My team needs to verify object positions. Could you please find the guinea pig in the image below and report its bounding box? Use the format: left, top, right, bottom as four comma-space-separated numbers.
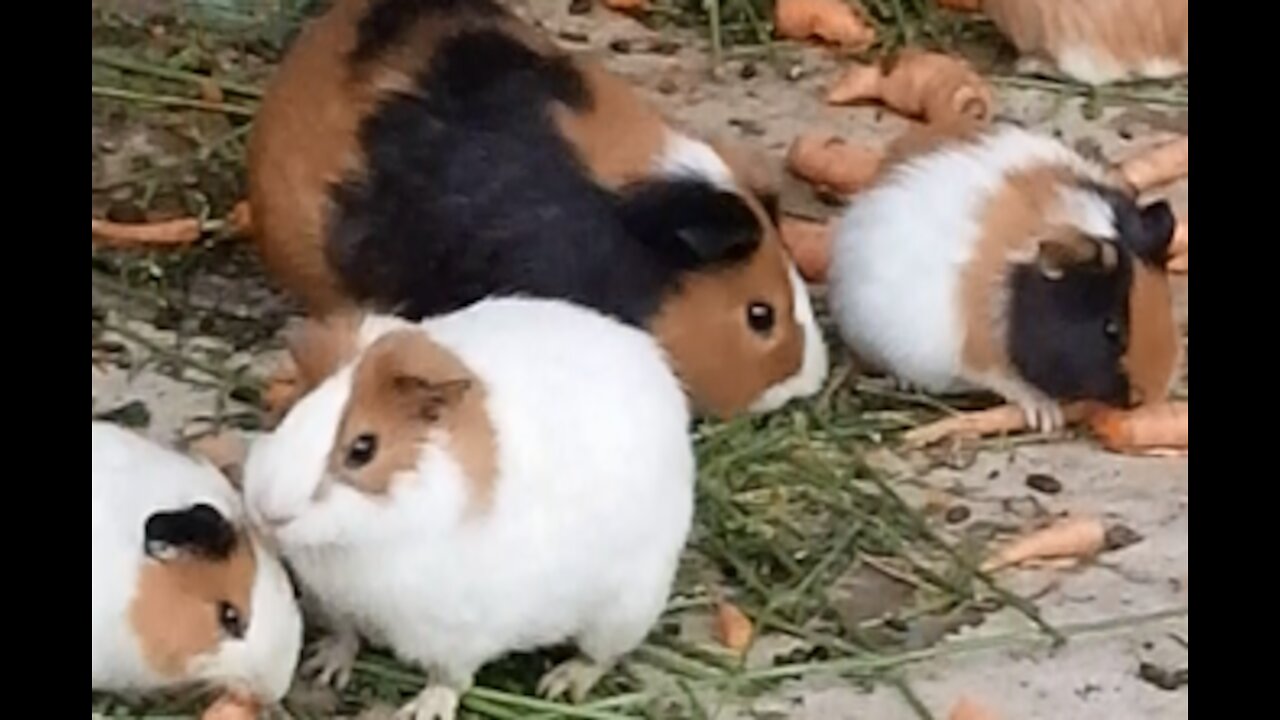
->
246, 0, 827, 419
92, 422, 303, 708
242, 297, 695, 720
981, 0, 1187, 85
828, 124, 1181, 431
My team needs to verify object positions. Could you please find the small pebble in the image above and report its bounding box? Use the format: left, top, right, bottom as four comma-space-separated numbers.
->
739, 61, 758, 80
1025, 473, 1062, 495
1138, 662, 1188, 691
557, 30, 590, 44
944, 505, 972, 524
657, 77, 679, 95
568, 0, 592, 15
609, 38, 632, 54
786, 64, 805, 81
1104, 524, 1144, 551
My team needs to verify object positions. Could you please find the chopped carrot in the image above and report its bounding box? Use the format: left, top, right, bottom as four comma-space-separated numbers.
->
1117, 136, 1189, 192
786, 132, 884, 195
981, 516, 1107, 573
774, 0, 877, 51
1087, 401, 1188, 454
779, 217, 833, 283
92, 217, 202, 247
200, 693, 259, 720
603, 0, 648, 11
713, 600, 754, 655
827, 50, 994, 125
902, 402, 1096, 448
949, 696, 1001, 720
937, 0, 983, 11
228, 200, 254, 237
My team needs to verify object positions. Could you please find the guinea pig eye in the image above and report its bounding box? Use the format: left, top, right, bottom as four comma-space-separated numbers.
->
1103, 319, 1121, 341
746, 302, 775, 335
217, 601, 244, 639
345, 433, 378, 469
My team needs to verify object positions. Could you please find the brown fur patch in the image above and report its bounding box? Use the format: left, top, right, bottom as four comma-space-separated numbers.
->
650, 226, 803, 418
552, 56, 668, 188
329, 329, 497, 509
1124, 262, 1179, 404
959, 165, 1084, 375
130, 534, 256, 678
984, 0, 1187, 77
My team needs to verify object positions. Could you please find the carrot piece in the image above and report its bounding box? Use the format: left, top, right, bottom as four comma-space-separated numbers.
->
827, 50, 994, 125
779, 217, 833, 283
949, 696, 1001, 720
937, 0, 983, 11
786, 132, 884, 195
201, 693, 259, 720
1087, 401, 1188, 454
91, 217, 202, 247
228, 200, 254, 237
713, 600, 754, 655
774, 0, 877, 51
902, 402, 1096, 448
603, 0, 647, 11
981, 516, 1107, 572
1117, 136, 1189, 192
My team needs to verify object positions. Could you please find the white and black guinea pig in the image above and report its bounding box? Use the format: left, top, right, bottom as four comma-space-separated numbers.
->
243, 297, 695, 720
247, 0, 827, 419
828, 124, 1181, 430
982, 0, 1187, 85
92, 422, 302, 707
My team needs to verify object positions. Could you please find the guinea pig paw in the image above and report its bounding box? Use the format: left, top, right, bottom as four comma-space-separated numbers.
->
395, 686, 459, 720
1019, 398, 1065, 434
536, 657, 608, 704
300, 631, 360, 690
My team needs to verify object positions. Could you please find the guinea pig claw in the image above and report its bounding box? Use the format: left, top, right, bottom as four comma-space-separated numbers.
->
395, 686, 459, 720
536, 657, 609, 704
300, 632, 360, 690
1020, 398, 1065, 434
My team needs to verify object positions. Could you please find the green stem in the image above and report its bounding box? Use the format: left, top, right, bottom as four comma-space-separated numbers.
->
92, 50, 265, 98
92, 85, 257, 117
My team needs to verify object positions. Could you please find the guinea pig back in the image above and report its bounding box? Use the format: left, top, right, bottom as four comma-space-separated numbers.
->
248, 0, 827, 418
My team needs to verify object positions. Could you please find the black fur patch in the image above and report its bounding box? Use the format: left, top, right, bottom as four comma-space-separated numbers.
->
350, 0, 505, 65
144, 503, 237, 561
1007, 249, 1133, 405
327, 29, 765, 326
1082, 182, 1176, 267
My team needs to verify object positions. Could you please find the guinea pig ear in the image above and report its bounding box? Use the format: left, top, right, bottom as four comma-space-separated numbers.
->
1034, 233, 1117, 280
1130, 199, 1177, 265
143, 503, 237, 562
391, 375, 472, 422
618, 178, 762, 265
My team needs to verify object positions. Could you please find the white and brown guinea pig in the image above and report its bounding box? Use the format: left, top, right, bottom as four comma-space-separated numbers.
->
828, 124, 1180, 430
982, 0, 1187, 85
92, 422, 302, 707
243, 297, 695, 720
247, 0, 827, 419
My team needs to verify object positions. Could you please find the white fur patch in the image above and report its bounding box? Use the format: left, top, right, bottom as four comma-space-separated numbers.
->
1053, 186, 1117, 239
655, 132, 735, 190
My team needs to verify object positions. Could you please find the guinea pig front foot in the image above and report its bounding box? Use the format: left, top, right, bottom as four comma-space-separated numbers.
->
395, 686, 460, 720
300, 628, 361, 690
1015, 394, 1065, 433
536, 657, 611, 704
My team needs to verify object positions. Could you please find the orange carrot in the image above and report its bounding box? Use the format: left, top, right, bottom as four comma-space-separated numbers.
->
981, 516, 1107, 572
786, 132, 884, 195
902, 402, 1096, 448
91, 217, 202, 247
713, 600, 754, 655
228, 200, 254, 238
949, 696, 1001, 720
827, 50, 994, 125
1087, 401, 1188, 454
603, 0, 648, 11
779, 217, 833, 283
200, 693, 259, 720
774, 0, 877, 51
937, 0, 983, 11
1118, 136, 1189, 192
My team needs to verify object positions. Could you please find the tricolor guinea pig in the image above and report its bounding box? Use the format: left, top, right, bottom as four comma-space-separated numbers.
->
828, 125, 1181, 430
247, 0, 827, 419
243, 297, 694, 720
92, 422, 302, 708
982, 0, 1187, 85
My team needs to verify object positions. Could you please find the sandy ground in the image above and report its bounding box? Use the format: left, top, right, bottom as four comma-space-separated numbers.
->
92, 3, 1188, 718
